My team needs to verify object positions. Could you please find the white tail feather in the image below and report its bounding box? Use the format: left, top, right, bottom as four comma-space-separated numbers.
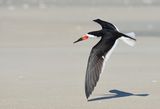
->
120, 32, 136, 47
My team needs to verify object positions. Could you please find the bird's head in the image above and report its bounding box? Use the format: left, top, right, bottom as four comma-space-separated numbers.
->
73, 33, 96, 43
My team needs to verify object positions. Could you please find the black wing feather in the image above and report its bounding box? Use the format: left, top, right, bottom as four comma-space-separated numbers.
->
93, 19, 118, 31
85, 37, 116, 99
85, 48, 104, 98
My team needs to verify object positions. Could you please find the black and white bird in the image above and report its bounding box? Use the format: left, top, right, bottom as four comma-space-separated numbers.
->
74, 19, 136, 99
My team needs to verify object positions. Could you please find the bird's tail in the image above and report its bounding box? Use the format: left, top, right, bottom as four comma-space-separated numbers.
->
120, 32, 136, 47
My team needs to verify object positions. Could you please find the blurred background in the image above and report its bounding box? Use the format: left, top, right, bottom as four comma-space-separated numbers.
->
0, 0, 160, 109
0, 0, 160, 47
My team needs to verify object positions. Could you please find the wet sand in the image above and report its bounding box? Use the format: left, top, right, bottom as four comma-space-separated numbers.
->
0, 7, 160, 109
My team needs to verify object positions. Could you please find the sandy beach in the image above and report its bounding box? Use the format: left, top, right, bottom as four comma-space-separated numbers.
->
0, 6, 160, 109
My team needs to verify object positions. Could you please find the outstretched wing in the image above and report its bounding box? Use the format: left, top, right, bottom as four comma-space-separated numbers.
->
85, 39, 118, 99
93, 19, 119, 31
85, 48, 105, 99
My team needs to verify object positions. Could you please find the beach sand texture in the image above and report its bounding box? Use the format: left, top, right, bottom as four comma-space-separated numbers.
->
0, 6, 160, 109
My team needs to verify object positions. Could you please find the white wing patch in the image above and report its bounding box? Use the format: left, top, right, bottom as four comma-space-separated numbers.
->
120, 32, 136, 47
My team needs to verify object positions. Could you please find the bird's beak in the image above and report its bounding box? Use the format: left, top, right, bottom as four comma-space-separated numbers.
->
73, 35, 89, 43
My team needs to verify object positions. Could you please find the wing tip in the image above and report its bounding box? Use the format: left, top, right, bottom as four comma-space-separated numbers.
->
86, 95, 89, 99
120, 32, 137, 47
85, 88, 90, 99
93, 18, 101, 22
85, 85, 93, 99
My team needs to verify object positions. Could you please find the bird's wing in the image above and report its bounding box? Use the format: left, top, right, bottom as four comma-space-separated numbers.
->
93, 19, 119, 31
85, 40, 118, 98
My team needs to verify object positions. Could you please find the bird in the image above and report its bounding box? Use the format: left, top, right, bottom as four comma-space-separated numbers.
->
74, 19, 136, 99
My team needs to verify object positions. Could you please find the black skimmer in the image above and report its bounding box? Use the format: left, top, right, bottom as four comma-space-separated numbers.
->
74, 19, 136, 99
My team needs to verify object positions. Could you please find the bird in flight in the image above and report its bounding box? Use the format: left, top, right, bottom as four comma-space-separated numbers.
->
74, 19, 136, 99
